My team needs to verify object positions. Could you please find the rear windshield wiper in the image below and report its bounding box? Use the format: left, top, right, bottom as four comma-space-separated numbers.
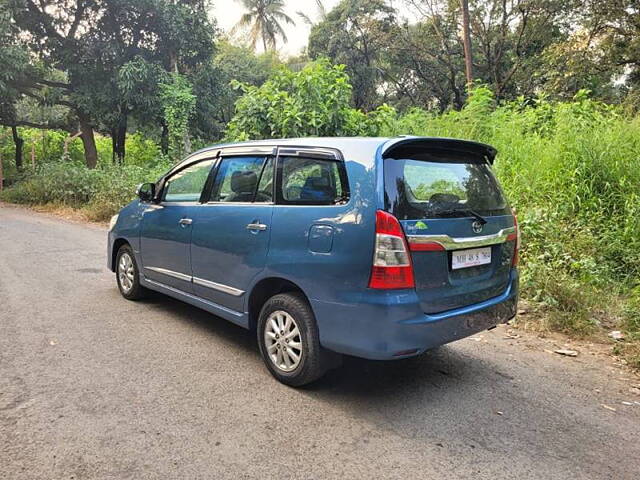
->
432, 208, 487, 224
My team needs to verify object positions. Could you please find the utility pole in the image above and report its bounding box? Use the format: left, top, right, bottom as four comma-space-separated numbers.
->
461, 0, 474, 86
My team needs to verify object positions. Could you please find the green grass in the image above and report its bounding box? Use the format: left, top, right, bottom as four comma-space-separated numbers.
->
375, 87, 640, 346
0, 160, 171, 221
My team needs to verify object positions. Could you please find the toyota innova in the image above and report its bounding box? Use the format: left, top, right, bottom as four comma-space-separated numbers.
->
108, 137, 519, 386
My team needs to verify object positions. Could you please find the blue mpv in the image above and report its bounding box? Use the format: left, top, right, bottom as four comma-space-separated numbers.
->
108, 137, 519, 386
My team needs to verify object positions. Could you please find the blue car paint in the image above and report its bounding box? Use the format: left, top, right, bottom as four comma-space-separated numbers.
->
191, 203, 274, 313
404, 215, 515, 313
139, 202, 198, 292
108, 137, 518, 360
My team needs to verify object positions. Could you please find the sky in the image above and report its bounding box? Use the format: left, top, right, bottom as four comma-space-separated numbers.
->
210, 0, 339, 56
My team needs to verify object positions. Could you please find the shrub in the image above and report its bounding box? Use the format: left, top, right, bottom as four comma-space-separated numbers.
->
225, 59, 363, 140
1, 160, 171, 221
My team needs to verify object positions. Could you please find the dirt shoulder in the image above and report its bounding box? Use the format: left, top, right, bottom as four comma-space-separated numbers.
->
0, 201, 109, 228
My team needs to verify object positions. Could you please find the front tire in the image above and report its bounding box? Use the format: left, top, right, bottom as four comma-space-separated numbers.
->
115, 244, 146, 300
257, 293, 329, 386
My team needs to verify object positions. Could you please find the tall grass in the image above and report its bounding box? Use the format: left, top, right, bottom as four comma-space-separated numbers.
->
1, 160, 171, 221
377, 87, 640, 336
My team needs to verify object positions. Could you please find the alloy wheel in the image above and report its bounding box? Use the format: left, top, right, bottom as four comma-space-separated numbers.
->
264, 310, 303, 372
118, 252, 135, 293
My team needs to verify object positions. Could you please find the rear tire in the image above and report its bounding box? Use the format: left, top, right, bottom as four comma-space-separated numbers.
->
115, 244, 146, 300
257, 293, 331, 386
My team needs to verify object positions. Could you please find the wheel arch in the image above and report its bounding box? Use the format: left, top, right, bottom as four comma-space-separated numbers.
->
110, 238, 131, 272
246, 277, 311, 332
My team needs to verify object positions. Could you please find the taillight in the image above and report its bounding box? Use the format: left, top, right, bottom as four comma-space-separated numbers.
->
508, 208, 520, 266
368, 210, 415, 289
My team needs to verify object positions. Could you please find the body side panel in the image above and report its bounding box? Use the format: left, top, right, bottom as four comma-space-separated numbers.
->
191, 203, 274, 312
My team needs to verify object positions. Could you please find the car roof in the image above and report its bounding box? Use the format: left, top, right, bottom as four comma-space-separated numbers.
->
181, 136, 497, 169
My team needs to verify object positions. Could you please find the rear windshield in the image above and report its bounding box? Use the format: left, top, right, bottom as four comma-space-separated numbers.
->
384, 151, 509, 220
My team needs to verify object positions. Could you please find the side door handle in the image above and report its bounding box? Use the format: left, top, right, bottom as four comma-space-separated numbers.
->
179, 218, 193, 226
246, 223, 267, 231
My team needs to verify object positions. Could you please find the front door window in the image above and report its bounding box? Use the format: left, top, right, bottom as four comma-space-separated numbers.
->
163, 160, 215, 203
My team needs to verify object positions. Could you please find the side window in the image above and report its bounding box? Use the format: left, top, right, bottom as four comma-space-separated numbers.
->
209, 156, 269, 203
278, 156, 348, 205
162, 159, 215, 202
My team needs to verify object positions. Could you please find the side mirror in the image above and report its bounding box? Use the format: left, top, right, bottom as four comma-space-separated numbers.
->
136, 182, 156, 202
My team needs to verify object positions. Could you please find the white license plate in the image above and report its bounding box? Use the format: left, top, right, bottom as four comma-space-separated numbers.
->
451, 247, 492, 270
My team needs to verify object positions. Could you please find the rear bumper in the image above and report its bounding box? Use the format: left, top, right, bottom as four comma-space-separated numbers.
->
311, 269, 519, 360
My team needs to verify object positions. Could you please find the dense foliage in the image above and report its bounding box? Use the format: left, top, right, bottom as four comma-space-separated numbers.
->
226, 60, 362, 139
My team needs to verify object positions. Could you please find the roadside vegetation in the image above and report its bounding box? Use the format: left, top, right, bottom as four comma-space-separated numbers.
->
1, 0, 639, 367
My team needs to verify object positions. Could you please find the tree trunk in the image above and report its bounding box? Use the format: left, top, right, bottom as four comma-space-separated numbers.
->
78, 115, 98, 169
11, 125, 23, 171
115, 113, 127, 164
169, 51, 179, 74
160, 121, 169, 156
461, 0, 474, 86
452, 82, 464, 110
111, 128, 117, 164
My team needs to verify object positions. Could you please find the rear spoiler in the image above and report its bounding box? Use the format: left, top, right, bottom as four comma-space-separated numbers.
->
382, 137, 498, 164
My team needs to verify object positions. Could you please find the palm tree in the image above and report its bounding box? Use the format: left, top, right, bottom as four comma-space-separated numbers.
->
296, 0, 327, 26
232, 0, 295, 52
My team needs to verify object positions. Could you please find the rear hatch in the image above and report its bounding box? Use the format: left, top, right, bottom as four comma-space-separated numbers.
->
383, 139, 516, 314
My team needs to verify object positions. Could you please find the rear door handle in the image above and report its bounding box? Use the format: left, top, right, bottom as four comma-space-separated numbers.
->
179, 218, 193, 226
246, 223, 267, 231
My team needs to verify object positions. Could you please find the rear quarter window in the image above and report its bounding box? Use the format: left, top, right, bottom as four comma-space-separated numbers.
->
277, 156, 349, 205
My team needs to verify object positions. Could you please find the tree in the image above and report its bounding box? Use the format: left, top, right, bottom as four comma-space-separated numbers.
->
0, 4, 65, 170
232, 0, 295, 52
470, 0, 573, 99
539, 0, 640, 101
226, 59, 366, 140
160, 73, 196, 159
191, 41, 280, 140
6, 0, 216, 166
387, 8, 467, 110
296, 0, 327, 26
389, 0, 575, 109
308, 0, 397, 111
0, 17, 26, 170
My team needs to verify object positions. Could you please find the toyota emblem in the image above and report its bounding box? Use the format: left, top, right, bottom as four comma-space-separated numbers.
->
472, 221, 484, 234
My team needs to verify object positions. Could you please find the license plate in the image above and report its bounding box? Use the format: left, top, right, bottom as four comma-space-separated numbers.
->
451, 247, 492, 270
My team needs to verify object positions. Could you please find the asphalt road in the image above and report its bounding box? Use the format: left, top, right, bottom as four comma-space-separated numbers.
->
1, 204, 639, 480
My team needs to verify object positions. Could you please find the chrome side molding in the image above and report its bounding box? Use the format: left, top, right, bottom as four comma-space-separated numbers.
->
143, 278, 244, 318
144, 266, 192, 282
192, 277, 245, 297
144, 267, 245, 296
407, 226, 516, 251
